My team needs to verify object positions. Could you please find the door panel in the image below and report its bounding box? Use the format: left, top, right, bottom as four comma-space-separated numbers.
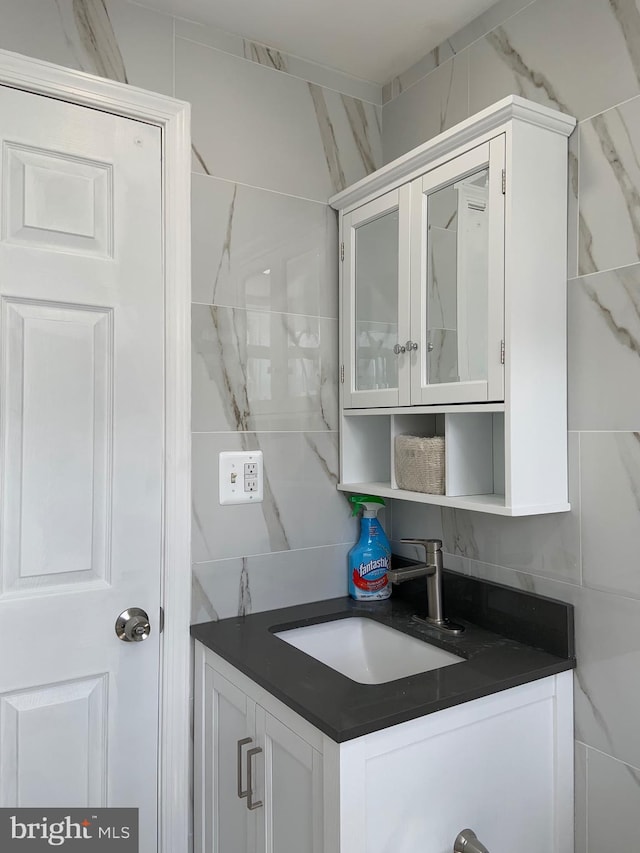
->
0, 84, 163, 851
3, 143, 112, 257
2, 299, 111, 591
0, 675, 108, 807
258, 708, 322, 853
207, 668, 255, 853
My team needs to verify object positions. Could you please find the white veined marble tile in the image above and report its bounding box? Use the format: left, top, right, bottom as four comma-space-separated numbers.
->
586, 748, 640, 852
568, 266, 640, 431
567, 127, 580, 281
175, 18, 381, 105
382, 54, 469, 163
176, 38, 381, 201
381, 0, 535, 106
390, 433, 581, 583
191, 543, 350, 623
192, 432, 356, 563
191, 174, 338, 316
191, 304, 338, 432
0, 0, 174, 97
468, 0, 640, 123
579, 97, 640, 275
446, 560, 640, 773
447, 0, 537, 56
574, 741, 587, 853
580, 432, 640, 600
572, 585, 640, 773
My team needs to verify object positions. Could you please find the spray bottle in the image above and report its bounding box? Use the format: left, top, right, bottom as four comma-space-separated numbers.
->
347, 495, 391, 601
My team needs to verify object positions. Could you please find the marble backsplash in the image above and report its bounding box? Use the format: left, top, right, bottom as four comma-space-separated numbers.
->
0, 0, 382, 625
382, 0, 640, 848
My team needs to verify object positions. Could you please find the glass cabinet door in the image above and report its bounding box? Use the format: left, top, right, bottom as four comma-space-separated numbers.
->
410, 136, 505, 405
342, 186, 410, 407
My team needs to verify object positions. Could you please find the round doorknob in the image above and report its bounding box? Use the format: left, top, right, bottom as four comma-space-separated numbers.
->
115, 607, 151, 642
453, 829, 490, 853
405, 340, 418, 352
393, 343, 406, 355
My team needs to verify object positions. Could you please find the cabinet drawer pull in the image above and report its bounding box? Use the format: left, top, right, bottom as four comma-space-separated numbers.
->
236, 737, 252, 799
246, 746, 263, 810
453, 828, 490, 853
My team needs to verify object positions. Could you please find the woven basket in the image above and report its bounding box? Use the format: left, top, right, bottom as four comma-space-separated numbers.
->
394, 434, 445, 495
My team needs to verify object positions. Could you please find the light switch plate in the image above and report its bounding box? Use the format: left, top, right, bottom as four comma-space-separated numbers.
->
219, 451, 264, 505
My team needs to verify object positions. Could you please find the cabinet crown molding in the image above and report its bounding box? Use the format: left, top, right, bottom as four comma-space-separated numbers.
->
329, 95, 576, 212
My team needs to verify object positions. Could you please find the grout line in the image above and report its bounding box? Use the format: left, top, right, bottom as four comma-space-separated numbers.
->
469, 551, 640, 607
581, 743, 640, 775
579, 89, 640, 125
448, 556, 583, 590
381, 0, 539, 107
585, 743, 589, 853
570, 122, 580, 279
129, 0, 382, 104
172, 16, 176, 99
467, 41, 471, 117
191, 430, 339, 435
190, 170, 333, 206
174, 34, 383, 106
191, 541, 355, 565
578, 432, 583, 587
191, 302, 338, 322
568, 257, 640, 283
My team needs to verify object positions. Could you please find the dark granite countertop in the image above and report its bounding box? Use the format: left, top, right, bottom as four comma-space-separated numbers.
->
191, 569, 575, 743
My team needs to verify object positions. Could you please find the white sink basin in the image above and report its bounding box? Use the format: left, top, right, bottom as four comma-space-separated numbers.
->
274, 617, 464, 684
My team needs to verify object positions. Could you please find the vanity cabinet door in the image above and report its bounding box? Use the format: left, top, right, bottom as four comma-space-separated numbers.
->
342, 185, 411, 408
256, 706, 323, 853
194, 657, 258, 853
409, 136, 506, 405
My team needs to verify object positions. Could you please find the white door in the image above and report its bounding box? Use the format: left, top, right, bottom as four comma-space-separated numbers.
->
0, 84, 163, 849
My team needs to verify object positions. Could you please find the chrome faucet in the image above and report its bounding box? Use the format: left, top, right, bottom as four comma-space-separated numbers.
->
387, 538, 464, 635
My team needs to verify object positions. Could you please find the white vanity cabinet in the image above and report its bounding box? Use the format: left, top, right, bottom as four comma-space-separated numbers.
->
194, 641, 574, 853
194, 648, 323, 853
332, 96, 576, 515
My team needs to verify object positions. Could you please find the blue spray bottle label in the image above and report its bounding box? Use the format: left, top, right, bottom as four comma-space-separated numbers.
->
348, 496, 391, 601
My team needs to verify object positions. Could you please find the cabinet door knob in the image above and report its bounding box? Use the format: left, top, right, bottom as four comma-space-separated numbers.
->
405, 340, 418, 352
393, 343, 406, 355
453, 828, 490, 853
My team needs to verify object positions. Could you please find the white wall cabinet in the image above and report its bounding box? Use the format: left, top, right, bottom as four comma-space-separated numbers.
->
194, 641, 574, 853
332, 96, 576, 515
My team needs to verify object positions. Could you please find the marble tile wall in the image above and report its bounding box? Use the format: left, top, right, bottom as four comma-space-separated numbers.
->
0, 0, 381, 622
383, 0, 640, 848
180, 18, 382, 621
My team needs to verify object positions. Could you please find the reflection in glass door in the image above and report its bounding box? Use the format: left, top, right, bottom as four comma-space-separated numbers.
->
354, 208, 399, 392
426, 166, 489, 386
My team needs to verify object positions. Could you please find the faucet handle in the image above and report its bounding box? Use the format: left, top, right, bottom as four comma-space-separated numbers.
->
401, 538, 442, 554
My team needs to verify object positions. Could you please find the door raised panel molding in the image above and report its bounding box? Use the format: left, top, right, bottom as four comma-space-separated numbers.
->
0, 298, 113, 596
0, 674, 108, 807
2, 143, 113, 258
